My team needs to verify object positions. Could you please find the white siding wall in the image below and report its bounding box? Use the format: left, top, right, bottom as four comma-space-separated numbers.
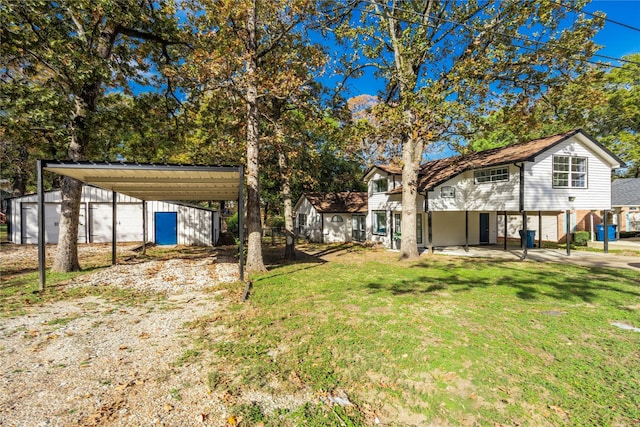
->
497, 213, 559, 242
525, 136, 613, 211
8, 186, 219, 246
294, 198, 322, 242
428, 167, 520, 212
323, 213, 350, 243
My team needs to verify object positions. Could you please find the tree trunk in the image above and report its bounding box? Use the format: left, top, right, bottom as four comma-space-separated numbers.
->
52, 96, 90, 272
278, 148, 296, 260
244, 0, 266, 273
399, 113, 423, 260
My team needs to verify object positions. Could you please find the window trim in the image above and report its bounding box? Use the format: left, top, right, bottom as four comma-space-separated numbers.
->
373, 210, 387, 235
474, 167, 509, 184
441, 186, 455, 198
372, 178, 389, 194
552, 155, 588, 189
330, 215, 343, 223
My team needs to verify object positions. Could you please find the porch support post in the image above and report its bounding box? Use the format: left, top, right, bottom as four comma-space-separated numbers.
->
321, 213, 324, 244
112, 191, 117, 265
37, 160, 45, 291
517, 162, 527, 259
503, 211, 507, 251
566, 210, 571, 256
464, 210, 469, 252
538, 211, 542, 249
615, 208, 621, 240
521, 210, 528, 260
142, 200, 147, 255
590, 210, 596, 242
425, 191, 433, 254
603, 209, 609, 254
238, 165, 245, 282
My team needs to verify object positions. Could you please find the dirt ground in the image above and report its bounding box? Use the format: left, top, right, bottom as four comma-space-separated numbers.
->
0, 244, 289, 427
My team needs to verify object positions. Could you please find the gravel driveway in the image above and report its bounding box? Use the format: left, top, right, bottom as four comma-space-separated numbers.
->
0, 246, 242, 426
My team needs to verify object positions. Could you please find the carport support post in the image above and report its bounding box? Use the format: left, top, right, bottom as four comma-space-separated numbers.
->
142, 200, 147, 255
603, 209, 609, 254
238, 165, 245, 282
37, 160, 45, 291
112, 191, 117, 265
427, 211, 433, 254
566, 210, 571, 256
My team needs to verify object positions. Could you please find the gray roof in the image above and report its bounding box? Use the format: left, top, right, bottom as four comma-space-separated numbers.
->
612, 178, 640, 207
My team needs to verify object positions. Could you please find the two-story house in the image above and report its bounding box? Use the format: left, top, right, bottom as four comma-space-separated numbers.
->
364, 129, 624, 250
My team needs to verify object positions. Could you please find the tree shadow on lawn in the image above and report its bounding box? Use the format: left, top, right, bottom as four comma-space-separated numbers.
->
367, 258, 640, 304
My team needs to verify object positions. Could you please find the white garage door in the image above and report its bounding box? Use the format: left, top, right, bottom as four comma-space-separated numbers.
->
21, 203, 86, 244
90, 203, 143, 242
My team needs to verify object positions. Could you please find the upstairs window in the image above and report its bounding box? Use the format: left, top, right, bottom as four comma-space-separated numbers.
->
441, 186, 455, 198
372, 178, 388, 193
474, 167, 509, 184
553, 156, 587, 188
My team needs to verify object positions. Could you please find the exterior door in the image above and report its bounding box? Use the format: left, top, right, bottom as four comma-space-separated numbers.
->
479, 212, 490, 244
352, 215, 366, 242
155, 212, 178, 245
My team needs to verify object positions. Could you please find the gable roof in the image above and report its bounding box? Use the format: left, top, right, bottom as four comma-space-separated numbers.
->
299, 192, 368, 213
612, 178, 640, 206
385, 129, 624, 194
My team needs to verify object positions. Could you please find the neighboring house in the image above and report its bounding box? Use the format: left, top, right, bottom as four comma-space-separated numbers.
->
7, 185, 220, 246
612, 178, 640, 233
364, 129, 624, 249
293, 192, 368, 243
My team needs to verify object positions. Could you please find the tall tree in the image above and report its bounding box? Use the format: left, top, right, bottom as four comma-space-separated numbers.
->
327, 0, 604, 259
2, 0, 184, 271
186, 0, 322, 272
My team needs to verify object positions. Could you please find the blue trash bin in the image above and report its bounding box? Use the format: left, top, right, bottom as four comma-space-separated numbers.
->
519, 230, 536, 248
596, 224, 617, 241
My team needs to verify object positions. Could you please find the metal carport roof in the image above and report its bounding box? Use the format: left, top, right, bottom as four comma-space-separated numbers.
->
37, 160, 245, 289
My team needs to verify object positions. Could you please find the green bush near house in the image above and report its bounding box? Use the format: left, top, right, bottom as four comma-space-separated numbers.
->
573, 230, 590, 246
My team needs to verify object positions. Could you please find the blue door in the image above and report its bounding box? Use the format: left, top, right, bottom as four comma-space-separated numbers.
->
155, 212, 177, 245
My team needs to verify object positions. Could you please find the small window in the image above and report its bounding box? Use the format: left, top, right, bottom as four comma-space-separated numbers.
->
372, 178, 388, 193
331, 215, 343, 223
553, 156, 587, 188
373, 210, 387, 235
297, 213, 307, 234
441, 186, 455, 198
474, 167, 509, 184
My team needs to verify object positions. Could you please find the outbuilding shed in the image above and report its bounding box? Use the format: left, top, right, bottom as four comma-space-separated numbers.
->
8, 185, 220, 246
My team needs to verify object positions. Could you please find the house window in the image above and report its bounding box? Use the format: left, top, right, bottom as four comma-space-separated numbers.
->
474, 167, 509, 184
553, 156, 587, 188
372, 178, 388, 193
441, 186, 455, 198
373, 210, 387, 235
393, 213, 422, 244
331, 215, 343, 223
297, 213, 307, 234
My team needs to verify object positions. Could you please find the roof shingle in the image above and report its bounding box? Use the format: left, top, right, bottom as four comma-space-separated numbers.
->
612, 178, 640, 206
302, 192, 368, 213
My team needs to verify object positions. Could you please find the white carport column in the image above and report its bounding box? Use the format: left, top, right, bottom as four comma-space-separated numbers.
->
590, 210, 596, 242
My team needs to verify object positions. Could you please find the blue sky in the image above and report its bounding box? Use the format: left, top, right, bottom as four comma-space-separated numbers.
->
336, 0, 640, 98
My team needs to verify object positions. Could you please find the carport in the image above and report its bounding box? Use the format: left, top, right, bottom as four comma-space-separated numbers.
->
37, 160, 244, 290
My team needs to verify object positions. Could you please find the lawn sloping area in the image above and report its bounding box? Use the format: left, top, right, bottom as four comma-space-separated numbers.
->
209, 246, 640, 426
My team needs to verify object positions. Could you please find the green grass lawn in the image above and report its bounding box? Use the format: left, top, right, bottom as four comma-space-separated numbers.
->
203, 245, 640, 426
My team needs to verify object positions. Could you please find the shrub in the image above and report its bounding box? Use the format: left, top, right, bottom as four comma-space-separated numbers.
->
226, 212, 238, 233
573, 231, 590, 246
266, 216, 285, 228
